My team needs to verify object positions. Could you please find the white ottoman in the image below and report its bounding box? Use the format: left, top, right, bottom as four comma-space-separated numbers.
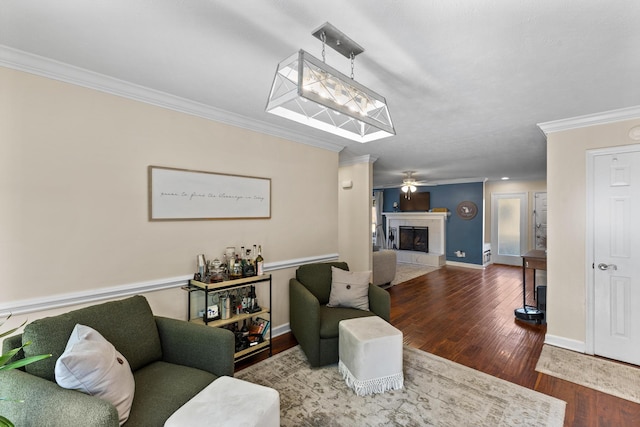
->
164, 376, 279, 427
338, 316, 404, 396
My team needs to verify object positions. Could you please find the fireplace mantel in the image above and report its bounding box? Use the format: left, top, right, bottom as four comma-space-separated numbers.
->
383, 212, 448, 267
384, 212, 449, 222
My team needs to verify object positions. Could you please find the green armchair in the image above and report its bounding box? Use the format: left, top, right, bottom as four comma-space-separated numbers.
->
289, 262, 391, 367
0, 295, 235, 427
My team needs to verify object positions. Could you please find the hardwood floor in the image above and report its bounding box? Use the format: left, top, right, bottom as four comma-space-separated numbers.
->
236, 264, 640, 426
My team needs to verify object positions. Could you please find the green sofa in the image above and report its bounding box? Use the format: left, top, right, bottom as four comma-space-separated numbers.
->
0, 295, 235, 426
289, 262, 391, 367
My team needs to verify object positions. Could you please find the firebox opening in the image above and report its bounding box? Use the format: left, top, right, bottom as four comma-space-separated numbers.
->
399, 226, 429, 253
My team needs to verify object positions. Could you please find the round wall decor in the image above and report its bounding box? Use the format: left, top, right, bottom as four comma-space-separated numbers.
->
456, 201, 478, 220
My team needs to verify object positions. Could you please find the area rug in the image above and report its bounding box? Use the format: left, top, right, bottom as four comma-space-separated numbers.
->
390, 262, 438, 286
236, 345, 566, 426
536, 344, 640, 404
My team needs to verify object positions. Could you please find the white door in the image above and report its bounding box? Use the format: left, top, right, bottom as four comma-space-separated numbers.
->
591, 148, 640, 364
491, 193, 527, 266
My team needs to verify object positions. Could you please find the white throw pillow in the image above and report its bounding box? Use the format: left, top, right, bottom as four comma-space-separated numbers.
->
327, 266, 371, 311
55, 324, 135, 425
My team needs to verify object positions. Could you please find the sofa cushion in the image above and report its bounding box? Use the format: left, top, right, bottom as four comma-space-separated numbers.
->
54, 324, 135, 425
327, 266, 371, 311
125, 361, 217, 427
296, 262, 349, 305
23, 295, 162, 381
318, 306, 376, 339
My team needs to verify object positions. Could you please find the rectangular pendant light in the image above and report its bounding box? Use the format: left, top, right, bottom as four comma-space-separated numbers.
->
266, 50, 395, 143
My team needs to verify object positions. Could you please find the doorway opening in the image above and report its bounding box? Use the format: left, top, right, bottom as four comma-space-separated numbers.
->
491, 192, 527, 266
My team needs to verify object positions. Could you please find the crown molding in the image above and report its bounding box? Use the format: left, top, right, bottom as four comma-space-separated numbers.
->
537, 105, 640, 135
373, 176, 486, 190
339, 155, 378, 167
0, 45, 345, 153
428, 177, 487, 186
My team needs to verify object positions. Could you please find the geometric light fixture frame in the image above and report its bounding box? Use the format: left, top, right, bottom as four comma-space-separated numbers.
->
266, 46, 395, 143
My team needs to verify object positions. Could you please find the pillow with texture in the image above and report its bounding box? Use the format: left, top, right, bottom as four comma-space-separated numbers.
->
55, 324, 135, 425
327, 266, 371, 311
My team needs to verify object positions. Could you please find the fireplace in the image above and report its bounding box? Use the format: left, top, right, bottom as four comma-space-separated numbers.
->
399, 226, 429, 253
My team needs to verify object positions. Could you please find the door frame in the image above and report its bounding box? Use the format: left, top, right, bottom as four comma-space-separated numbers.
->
585, 143, 640, 355
490, 192, 528, 266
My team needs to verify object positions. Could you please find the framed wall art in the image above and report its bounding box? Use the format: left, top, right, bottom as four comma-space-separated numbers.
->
456, 201, 478, 220
148, 166, 271, 220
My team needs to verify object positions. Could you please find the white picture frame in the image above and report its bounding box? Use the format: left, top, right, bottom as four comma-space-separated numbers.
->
148, 166, 271, 220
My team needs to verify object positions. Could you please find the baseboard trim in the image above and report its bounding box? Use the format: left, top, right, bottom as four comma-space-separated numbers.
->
271, 322, 291, 338
445, 260, 485, 269
0, 253, 339, 316
544, 334, 586, 353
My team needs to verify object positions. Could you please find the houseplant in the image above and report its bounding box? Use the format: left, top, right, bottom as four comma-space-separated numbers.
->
0, 314, 52, 427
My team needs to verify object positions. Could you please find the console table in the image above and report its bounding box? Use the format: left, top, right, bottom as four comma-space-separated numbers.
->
522, 249, 546, 297
515, 250, 546, 323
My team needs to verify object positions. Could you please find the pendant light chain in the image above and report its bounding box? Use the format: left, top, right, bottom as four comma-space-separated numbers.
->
350, 52, 355, 80
320, 30, 356, 79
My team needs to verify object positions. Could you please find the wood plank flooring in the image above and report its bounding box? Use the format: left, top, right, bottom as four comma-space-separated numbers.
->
236, 264, 640, 426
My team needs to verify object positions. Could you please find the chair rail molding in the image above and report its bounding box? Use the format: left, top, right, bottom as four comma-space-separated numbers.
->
0, 253, 339, 316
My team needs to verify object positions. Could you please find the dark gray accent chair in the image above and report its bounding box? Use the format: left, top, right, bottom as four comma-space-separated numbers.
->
289, 262, 391, 367
0, 295, 235, 426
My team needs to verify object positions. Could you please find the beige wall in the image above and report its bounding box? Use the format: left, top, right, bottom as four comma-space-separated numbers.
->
338, 159, 374, 272
484, 180, 547, 250
546, 116, 640, 347
0, 67, 339, 330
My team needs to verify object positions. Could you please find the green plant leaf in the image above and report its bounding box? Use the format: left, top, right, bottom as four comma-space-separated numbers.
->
0, 314, 48, 427
0, 354, 51, 371
0, 347, 22, 367
0, 316, 26, 340
0, 415, 15, 427
0, 341, 35, 368
0, 313, 10, 329
0, 397, 24, 403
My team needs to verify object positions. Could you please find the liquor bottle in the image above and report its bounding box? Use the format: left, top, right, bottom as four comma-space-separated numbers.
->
225, 247, 236, 271
243, 246, 255, 276
239, 246, 246, 276
243, 259, 255, 277
248, 285, 258, 312
255, 245, 264, 276
241, 319, 249, 337
230, 255, 242, 279
241, 288, 248, 311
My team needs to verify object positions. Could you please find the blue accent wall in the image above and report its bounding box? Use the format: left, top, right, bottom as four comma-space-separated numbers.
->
380, 182, 484, 265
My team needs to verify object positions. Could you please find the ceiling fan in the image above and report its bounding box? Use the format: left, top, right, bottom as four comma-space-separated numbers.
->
400, 171, 432, 199
374, 171, 436, 193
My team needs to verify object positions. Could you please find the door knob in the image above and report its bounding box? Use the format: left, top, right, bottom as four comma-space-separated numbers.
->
598, 263, 618, 271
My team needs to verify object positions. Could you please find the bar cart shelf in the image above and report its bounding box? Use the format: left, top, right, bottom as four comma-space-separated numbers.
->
182, 274, 272, 363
